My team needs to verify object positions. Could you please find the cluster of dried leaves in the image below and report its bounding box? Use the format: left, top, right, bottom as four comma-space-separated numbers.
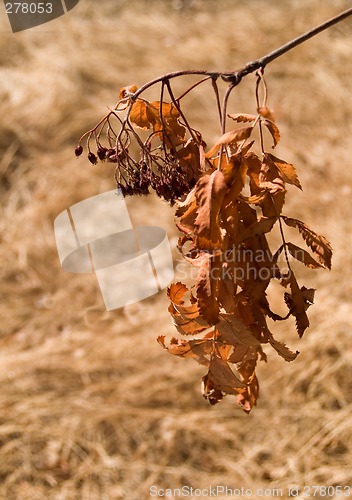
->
77, 72, 332, 413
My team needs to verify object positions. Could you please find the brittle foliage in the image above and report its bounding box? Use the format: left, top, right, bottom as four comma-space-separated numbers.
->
78, 71, 332, 413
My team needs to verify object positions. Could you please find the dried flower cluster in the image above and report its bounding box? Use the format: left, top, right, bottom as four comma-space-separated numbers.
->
76, 84, 206, 203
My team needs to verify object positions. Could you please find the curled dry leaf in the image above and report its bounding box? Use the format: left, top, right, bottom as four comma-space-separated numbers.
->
116, 84, 138, 110
244, 152, 262, 196
207, 355, 246, 393
260, 155, 286, 194
267, 332, 300, 361
265, 153, 302, 190
286, 242, 322, 269
258, 106, 276, 122
236, 374, 259, 414
175, 189, 198, 236
194, 170, 227, 250
194, 252, 220, 325
130, 100, 186, 147
167, 282, 209, 335
262, 119, 280, 148
237, 216, 277, 244
157, 336, 212, 365
216, 314, 261, 346
129, 101, 150, 130
119, 84, 138, 100
282, 216, 333, 269
285, 273, 310, 338
205, 127, 252, 158
228, 113, 257, 123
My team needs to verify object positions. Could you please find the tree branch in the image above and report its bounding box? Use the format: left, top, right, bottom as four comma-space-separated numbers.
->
222, 6, 352, 83
130, 7, 352, 100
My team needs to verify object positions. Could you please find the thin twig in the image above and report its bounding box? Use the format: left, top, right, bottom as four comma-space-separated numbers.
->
222, 7, 352, 84
211, 78, 222, 132
221, 83, 235, 134
255, 73, 265, 155
129, 8, 352, 98
278, 216, 292, 274
216, 82, 236, 165
165, 80, 199, 145
176, 76, 212, 101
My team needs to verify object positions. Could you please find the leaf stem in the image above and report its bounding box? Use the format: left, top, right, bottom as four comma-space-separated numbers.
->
211, 78, 223, 132
165, 79, 199, 145
176, 76, 212, 101
278, 216, 292, 274
255, 72, 266, 155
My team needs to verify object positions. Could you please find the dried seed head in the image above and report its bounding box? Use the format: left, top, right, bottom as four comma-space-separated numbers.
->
97, 147, 108, 160
88, 152, 98, 165
75, 144, 83, 157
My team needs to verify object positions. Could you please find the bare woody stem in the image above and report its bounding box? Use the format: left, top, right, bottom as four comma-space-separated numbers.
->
222, 6, 352, 84
129, 7, 352, 100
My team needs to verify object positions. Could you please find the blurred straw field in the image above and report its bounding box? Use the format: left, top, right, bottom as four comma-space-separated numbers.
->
1, 0, 352, 498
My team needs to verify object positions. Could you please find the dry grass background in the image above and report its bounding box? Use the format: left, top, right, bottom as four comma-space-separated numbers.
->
1, 0, 352, 498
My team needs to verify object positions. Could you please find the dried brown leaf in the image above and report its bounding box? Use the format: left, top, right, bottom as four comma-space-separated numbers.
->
261, 191, 286, 218
144, 101, 178, 126
263, 119, 280, 148
287, 273, 310, 337
176, 189, 198, 235
194, 170, 227, 250
286, 242, 322, 269
218, 152, 242, 186
260, 156, 286, 194
167, 282, 209, 335
265, 153, 302, 190
208, 355, 246, 393
282, 217, 333, 269
177, 140, 202, 176
218, 265, 237, 313
195, 252, 220, 324
148, 101, 186, 147
228, 113, 257, 123
228, 344, 251, 364
258, 106, 275, 122
240, 193, 267, 205
266, 331, 299, 361
168, 282, 189, 306
217, 343, 234, 361
157, 336, 212, 365
119, 84, 138, 100
301, 287, 316, 307
217, 314, 261, 346
130, 101, 151, 130
237, 216, 277, 243
205, 127, 252, 158
236, 374, 259, 414
224, 154, 248, 200
244, 152, 262, 196
202, 374, 223, 405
